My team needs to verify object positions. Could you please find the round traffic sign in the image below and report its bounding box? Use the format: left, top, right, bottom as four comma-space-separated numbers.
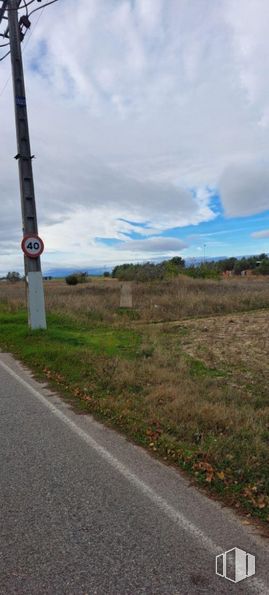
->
21, 235, 44, 258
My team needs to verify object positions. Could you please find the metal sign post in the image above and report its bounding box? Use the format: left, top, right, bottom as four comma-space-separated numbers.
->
8, 0, 47, 329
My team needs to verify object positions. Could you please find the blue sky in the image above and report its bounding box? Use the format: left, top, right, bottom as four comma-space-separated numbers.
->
96, 194, 269, 262
1, 0, 269, 274
96, 209, 269, 261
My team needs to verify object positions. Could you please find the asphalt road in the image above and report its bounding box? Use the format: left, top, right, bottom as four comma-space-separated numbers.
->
0, 352, 268, 595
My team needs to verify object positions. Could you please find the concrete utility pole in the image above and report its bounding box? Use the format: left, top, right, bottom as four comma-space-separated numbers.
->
8, 0, 46, 329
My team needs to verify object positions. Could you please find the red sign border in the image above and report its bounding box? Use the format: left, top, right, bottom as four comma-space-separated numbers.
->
21, 234, 44, 258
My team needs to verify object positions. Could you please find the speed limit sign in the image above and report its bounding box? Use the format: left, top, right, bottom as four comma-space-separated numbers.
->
21, 235, 44, 258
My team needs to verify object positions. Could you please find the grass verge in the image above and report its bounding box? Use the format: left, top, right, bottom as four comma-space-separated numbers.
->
0, 307, 268, 525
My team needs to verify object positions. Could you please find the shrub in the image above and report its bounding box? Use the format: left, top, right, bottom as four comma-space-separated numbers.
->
112, 257, 185, 282
76, 272, 88, 283
6, 271, 21, 282
65, 274, 78, 286
184, 266, 220, 280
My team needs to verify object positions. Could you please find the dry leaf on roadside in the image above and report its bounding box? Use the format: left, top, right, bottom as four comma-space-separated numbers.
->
193, 461, 214, 482
256, 495, 267, 510
193, 461, 213, 473
205, 471, 214, 483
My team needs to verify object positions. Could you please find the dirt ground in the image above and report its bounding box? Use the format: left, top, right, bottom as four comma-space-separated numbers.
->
179, 310, 268, 366
169, 310, 269, 397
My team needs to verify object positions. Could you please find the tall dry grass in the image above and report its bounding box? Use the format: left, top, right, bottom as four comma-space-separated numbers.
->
1, 275, 269, 323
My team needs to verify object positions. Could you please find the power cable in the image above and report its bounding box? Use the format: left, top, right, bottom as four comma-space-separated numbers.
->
1, 1, 38, 11
22, 4, 43, 50
0, 48, 9, 59
0, 0, 60, 13
29, 0, 59, 17
0, 4, 44, 97
0, 0, 59, 63
0, 73, 10, 95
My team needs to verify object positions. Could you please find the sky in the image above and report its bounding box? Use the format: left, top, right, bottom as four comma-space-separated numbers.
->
1, 0, 269, 275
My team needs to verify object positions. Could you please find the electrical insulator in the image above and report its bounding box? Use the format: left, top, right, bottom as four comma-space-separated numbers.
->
19, 15, 31, 29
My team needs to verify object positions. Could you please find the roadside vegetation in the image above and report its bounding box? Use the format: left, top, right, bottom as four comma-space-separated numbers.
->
0, 274, 268, 523
112, 253, 269, 280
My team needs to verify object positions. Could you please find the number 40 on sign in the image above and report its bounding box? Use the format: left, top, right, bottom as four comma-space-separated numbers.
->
21, 235, 44, 258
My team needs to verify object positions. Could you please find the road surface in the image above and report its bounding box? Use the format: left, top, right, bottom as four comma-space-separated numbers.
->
0, 352, 268, 594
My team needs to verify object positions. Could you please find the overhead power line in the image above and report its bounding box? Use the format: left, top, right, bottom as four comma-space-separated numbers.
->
0, 0, 60, 62
0, 48, 9, 59
0, 4, 44, 97
28, 0, 59, 17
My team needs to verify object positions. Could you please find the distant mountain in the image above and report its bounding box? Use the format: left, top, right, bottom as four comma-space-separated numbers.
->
185, 254, 268, 266
44, 267, 109, 278
184, 256, 229, 266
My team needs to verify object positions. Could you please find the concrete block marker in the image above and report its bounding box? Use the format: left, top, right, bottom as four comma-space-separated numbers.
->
120, 282, 133, 308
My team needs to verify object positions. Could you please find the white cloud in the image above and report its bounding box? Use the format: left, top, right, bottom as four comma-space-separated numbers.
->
251, 229, 269, 238
224, 0, 269, 118
1, 0, 269, 273
116, 237, 188, 252
219, 162, 269, 217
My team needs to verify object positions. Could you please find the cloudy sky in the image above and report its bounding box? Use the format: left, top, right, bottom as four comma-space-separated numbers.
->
1, 0, 269, 275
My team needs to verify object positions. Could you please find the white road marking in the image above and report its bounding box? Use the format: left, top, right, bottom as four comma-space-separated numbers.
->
0, 357, 267, 594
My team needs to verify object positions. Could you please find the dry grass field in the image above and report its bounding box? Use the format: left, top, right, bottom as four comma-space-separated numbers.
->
0, 275, 269, 522
1, 274, 269, 322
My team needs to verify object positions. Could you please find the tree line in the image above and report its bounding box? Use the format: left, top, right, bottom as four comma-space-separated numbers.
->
112, 253, 269, 281
3, 253, 269, 284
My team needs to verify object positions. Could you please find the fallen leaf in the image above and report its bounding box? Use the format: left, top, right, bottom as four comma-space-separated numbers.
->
193, 461, 213, 473
206, 472, 214, 483
256, 495, 267, 509
193, 461, 214, 482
